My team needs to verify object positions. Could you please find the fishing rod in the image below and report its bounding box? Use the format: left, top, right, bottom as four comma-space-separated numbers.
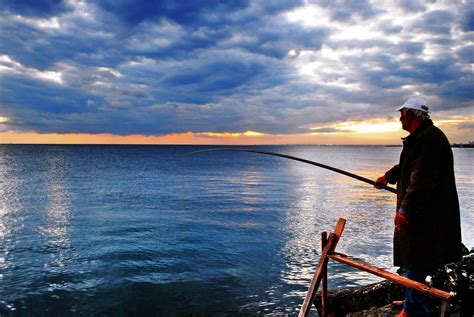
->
184, 148, 397, 194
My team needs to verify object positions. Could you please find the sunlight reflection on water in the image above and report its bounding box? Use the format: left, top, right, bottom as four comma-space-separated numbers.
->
40, 152, 72, 250
277, 152, 395, 292
0, 145, 472, 316
0, 150, 24, 279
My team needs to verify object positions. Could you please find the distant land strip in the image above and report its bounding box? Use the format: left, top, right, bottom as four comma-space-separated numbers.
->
451, 142, 474, 148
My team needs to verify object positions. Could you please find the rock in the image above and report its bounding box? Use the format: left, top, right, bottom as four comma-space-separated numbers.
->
313, 280, 404, 316
431, 251, 474, 316
312, 251, 473, 316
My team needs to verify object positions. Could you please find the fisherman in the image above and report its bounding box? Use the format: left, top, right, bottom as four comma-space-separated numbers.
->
374, 97, 463, 316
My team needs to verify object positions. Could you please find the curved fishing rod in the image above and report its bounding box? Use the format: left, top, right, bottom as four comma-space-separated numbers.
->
184, 148, 397, 194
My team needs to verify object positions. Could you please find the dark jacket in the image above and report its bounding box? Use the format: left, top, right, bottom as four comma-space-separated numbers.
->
385, 120, 462, 273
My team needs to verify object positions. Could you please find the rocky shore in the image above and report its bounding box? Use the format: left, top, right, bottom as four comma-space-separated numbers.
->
312, 251, 473, 316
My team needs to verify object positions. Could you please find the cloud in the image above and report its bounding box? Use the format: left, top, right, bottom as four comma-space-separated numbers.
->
0, 0, 472, 139
0, 55, 63, 83
310, 127, 352, 133
95, 0, 249, 26
410, 10, 455, 35
0, 0, 71, 17
457, 44, 474, 64
396, 0, 426, 13
458, 122, 474, 130
460, 6, 474, 32
313, 0, 382, 21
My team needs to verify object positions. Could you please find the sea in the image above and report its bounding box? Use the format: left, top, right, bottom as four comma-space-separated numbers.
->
0, 145, 472, 316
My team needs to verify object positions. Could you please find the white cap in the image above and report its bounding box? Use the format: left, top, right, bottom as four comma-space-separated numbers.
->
395, 97, 430, 113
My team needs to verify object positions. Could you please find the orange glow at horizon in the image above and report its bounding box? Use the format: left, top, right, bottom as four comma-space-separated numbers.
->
0, 130, 274, 145
0, 115, 472, 145
0, 130, 402, 145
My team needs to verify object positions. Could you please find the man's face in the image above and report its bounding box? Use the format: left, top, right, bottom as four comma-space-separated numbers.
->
399, 108, 413, 132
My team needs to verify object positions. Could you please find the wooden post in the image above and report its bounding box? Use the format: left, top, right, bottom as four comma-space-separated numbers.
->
321, 231, 328, 317
300, 218, 453, 317
299, 218, 346, 317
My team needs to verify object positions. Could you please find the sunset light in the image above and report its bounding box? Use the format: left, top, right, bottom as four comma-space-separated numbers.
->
0, 2, 472, 314
317, 120, 402, 134
0, 1, 472, 144
198, 131, 266, 138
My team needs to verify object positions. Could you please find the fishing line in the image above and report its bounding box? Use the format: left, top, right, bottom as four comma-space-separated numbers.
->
184, 148, 396, 194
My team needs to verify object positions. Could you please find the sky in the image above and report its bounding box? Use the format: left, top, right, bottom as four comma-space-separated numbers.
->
0, 0, 473, 145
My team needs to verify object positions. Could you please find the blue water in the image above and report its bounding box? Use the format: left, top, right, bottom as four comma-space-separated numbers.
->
0, 145, 472, 316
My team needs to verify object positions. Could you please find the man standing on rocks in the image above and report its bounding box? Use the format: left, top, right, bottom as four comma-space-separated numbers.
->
374, 97, 463, 316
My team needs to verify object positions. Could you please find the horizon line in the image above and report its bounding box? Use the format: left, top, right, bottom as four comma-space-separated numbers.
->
0, 142, 410, 147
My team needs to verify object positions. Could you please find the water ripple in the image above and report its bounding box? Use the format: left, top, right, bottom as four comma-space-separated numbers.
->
0, 145, 472, 315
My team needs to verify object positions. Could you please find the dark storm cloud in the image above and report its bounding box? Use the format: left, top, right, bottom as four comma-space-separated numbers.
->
0, 0, 472, 137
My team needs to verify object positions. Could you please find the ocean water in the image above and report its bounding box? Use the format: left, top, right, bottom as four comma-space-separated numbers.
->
0, 145, 472, 316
